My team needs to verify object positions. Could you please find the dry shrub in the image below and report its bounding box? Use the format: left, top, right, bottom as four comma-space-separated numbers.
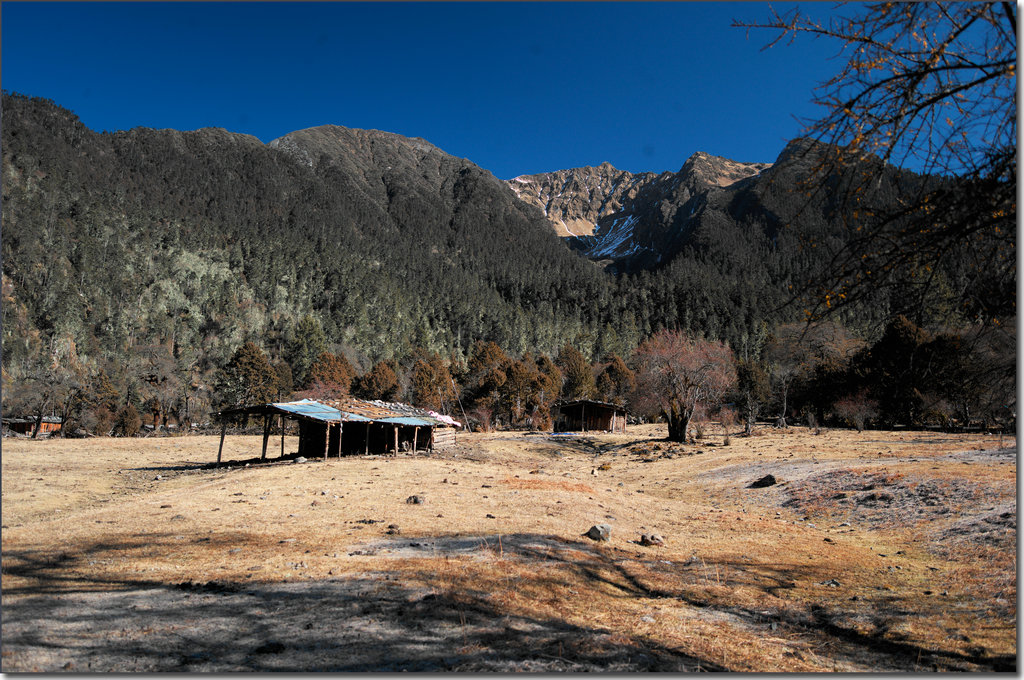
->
717, 406, 737, 433
471, 406, 494, 433
692, 405, 708, 440
832, 391, 879, 431
111, 404, 141, 437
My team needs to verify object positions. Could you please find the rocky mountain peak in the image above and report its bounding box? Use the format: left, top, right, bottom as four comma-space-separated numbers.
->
678, 151, 772, 188
506, 150, 771, 270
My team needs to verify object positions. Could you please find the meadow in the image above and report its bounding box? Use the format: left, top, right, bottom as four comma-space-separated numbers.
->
1, 424, 1015, 671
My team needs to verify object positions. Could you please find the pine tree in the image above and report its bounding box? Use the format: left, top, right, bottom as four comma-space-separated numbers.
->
355, 361, 400, 401
557, 343, 595, 401
214, 342, 278, 410
285, 315, 328, 387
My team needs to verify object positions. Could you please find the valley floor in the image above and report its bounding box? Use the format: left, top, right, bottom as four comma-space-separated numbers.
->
1, 425, 1016, 672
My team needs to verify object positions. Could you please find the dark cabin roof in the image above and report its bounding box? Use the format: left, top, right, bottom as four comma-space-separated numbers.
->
556, 399, 628, 413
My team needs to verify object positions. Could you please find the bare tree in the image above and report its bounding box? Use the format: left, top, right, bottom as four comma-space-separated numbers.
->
632, 330, 736, 442
736, 3, 1016, 327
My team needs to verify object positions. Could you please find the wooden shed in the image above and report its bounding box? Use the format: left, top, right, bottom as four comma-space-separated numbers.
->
2, 416, 61, 436
554, 400, 628, 433
214, 397, 461, 464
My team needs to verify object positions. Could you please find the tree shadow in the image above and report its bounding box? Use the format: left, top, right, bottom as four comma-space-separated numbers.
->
0, 535, 718, 672
494, 536, 1016, 672
2, 532, 1014, 672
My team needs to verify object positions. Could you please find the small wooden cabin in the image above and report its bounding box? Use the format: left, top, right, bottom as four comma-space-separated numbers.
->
2, 416, 61, 436
215, 397, 461, 463
554, 400, 627, 433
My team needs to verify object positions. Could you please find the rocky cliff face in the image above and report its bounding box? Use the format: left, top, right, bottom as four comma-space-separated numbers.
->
508, 152, 770, 271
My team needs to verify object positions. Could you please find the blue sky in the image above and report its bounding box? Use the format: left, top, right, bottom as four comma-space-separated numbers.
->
2, 2, 846, 179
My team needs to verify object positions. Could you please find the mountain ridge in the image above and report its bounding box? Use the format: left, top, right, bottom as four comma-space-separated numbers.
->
507, 152, 771, 271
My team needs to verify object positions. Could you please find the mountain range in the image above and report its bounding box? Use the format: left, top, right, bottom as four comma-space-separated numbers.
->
1, 91, 946, 387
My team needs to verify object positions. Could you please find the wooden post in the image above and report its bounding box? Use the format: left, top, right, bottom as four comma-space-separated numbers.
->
393, 425, 399, 456
582, 402, 587, 433
261, 415, 271, 461
280, 415, 285, 458
365, 423, 370, 456
324, 423, 330, 461
413, 427, 419, 452
338, 422, 343, 458
217, 421, 227, 465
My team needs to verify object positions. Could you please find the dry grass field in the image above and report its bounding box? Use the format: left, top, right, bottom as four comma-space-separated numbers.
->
1, 424, 1016, 672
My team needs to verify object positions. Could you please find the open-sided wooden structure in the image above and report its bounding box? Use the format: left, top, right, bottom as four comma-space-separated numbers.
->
554, 399, 628, 433
214, 397, 461, 464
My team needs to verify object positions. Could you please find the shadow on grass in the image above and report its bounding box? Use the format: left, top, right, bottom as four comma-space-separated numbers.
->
495, 536, 1016, 672
0, 535, 717, 672
2, 532, 1014, 672
380, 533, 1015, 672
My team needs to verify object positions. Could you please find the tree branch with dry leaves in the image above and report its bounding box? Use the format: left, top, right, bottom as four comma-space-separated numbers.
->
735, 2, 1015, 328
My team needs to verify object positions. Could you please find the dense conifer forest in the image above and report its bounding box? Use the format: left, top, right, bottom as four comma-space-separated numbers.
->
1, 92, 1014, 436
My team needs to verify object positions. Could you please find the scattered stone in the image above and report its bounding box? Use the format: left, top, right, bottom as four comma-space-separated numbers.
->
154, 475, 164, 481
171, 514, 187, 521
160, 504, 172, 508
748, 474, 777, 488
598, 463, 612, 471
819, 579, 842, 587
640, 533, 665, 547
640, 615, 655, 623
584, 524, 611, 541
253, 641, 286, 655
386, 524, 401, 535
485, 513, 496, 519
280, 538, 296, 543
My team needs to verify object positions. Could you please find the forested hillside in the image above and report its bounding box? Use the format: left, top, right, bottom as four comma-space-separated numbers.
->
2, 91, 1009, 433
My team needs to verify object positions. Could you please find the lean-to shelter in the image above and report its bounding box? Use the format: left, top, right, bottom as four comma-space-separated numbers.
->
215, 397, 461, 463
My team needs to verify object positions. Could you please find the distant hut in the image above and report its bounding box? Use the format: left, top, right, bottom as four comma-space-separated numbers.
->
554, 400, 628, 433
2, 416, 61, 436
214, 397, 461, 464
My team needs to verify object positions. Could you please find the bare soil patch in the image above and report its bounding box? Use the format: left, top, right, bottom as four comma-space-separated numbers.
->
2, 425, 1016, 671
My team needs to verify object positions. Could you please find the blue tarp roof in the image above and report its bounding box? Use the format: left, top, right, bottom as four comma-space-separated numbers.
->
270, 399, 343, 422
375, 416, 436, 427
267, 399, 434, 426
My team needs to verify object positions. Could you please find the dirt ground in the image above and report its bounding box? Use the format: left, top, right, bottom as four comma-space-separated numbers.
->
1, 424, 1016, 672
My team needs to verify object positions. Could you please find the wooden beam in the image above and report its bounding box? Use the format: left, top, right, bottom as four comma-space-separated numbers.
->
217, 421, 227, 465
280, 415, 286, 458
365, 423, 370, 456
413, 426, 419, 452
324, 423, 330, 461
393, 425, 399, 455
261, 415, 271, 461
338, 422, 344, 458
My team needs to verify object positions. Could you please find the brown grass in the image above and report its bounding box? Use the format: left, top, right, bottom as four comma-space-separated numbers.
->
1, 425, 1015, 671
